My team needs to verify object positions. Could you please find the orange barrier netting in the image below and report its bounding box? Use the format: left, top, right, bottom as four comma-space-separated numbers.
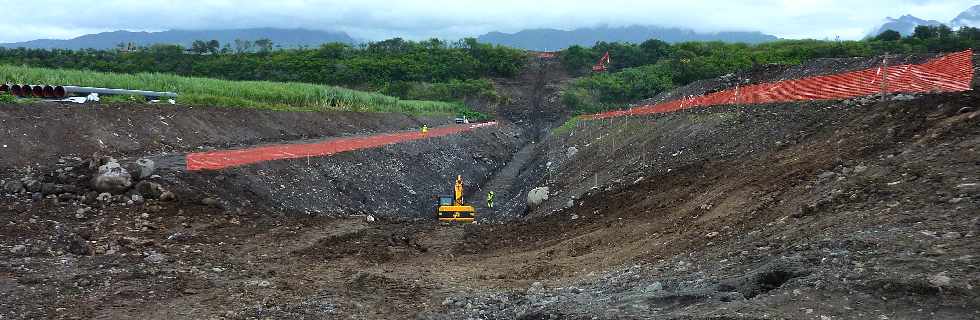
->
584, 50, 975, 120
186, 122, 498, 171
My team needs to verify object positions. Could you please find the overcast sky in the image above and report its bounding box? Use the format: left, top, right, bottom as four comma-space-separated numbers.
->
0, 0, 975, 43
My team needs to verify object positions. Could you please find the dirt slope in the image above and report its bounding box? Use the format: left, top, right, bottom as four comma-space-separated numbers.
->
0, 102, 450, 169
434, 91, 978, 319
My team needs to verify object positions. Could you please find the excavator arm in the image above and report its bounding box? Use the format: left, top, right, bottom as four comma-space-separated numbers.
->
454, 175, 464, 206
437, 175, 476, 223
592, 51, 611, 73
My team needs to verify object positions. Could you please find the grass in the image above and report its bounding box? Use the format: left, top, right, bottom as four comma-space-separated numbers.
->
0, 64, 479, 116
0, 92, 15, 103
551, 117, 581, 135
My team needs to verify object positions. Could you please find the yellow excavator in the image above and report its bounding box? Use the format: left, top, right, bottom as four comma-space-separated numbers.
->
437, 175, 476, 223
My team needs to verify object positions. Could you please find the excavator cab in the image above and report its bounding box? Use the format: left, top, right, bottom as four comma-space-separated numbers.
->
437, 175, 476, 223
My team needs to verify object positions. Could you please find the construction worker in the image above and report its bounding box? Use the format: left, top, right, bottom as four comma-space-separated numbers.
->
421, 124, 428, 135
487, 191, 494, 208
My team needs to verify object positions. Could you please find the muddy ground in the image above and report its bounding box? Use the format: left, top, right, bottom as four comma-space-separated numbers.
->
0, 54, 978, 319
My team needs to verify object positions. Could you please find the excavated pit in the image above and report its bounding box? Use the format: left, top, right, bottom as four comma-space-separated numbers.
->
0, 54, 978, 319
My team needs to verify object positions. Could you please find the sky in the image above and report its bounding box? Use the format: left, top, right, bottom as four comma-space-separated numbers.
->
0, 0, 976, 43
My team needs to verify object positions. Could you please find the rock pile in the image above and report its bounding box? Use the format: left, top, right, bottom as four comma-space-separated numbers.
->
1, 155, 175, 212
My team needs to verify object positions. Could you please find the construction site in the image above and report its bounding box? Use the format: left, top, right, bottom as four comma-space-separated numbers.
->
1, 45, 979, 320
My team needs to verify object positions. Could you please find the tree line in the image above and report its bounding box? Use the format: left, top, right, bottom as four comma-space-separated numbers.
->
0, 38, 526, 103
559, 25, 980, 115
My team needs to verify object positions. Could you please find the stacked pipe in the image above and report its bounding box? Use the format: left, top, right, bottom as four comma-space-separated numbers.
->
0, 84, 177, 99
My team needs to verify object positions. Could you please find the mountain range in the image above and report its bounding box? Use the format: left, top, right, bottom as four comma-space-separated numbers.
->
871, 4, 980, 37
0, 28, 355, 50
7, 4, 979, 52
476, 26, 779, 51
1, 26, 779, 52
951, 4, 980, 28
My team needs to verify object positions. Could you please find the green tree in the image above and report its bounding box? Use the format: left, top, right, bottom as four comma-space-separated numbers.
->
190, 40, 210, 54
206, 40, 221, 54
233, 39, 253, 54
958, 26, 980, 40
912, 25, 939, 39
255, 38, 274, 53
875, 30, 902, 41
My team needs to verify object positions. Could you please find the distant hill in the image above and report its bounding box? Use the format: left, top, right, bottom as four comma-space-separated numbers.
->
871, 5, 980, 37
0, 28, 354, 50
871, 15, 944, 37
951, 5, 980, 29
476, 26, 779, 51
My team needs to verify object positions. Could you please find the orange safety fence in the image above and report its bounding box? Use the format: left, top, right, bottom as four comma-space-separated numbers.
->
186, 122, 497, 171
583, 50, 975, 120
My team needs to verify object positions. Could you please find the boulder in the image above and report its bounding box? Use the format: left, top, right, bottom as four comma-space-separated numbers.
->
131, 194, 145, 205
566, 147, 578, 158
527, 187, 550, 208
144, 251, 168, 264
40, 183, 58, 195
24, 180, 41, 193
134, 181, 164, 199
96, 192, 113, 203
9, 244, 27, 255
129, 158, 156, 180
201, 197, 220, 207
2, 180, 24, 194
92, 160, 133, 193
160, 191, 177, 202
67, 236, 92, 255
928, 272, 951, 287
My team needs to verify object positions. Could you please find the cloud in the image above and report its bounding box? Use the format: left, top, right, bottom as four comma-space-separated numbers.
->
0, 0, 975, 42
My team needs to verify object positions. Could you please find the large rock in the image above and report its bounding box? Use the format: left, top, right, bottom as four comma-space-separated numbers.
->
40, 183, 58, 195
566, 147, 579, 159
24, 179, 41, 193
134, 181, 164, 199
2, 180, 24, 194
67, 236, 92, 255
527, 187, 550, 208
129, 158, 156, 180
91, 160, 133, 193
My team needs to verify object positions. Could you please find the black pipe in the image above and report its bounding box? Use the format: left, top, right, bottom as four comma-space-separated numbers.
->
42, 85, 55, 98
54, 85, 67, 98
11, 84, 23, 97
31, 85, 44, 98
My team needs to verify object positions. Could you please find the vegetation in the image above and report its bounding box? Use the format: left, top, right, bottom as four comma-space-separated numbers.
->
0, 92, 15, 103
0, 64, 482, 116
551, 117, 581, 135
560, 25, 980, 115
382, 79, 504, 105
0, 38, 525, 105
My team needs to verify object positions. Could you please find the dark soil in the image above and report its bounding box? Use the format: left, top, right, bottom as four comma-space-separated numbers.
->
0, 102, 449, 169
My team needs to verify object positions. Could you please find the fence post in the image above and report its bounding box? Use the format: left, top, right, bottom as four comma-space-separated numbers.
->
880, 53, 889, 102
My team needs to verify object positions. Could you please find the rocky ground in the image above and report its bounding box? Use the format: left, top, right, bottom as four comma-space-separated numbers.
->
437, 91, 980, 319
0, 54, 978, 319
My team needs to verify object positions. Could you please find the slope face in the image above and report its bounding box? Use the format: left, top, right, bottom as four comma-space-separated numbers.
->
441, 90, 979, 319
